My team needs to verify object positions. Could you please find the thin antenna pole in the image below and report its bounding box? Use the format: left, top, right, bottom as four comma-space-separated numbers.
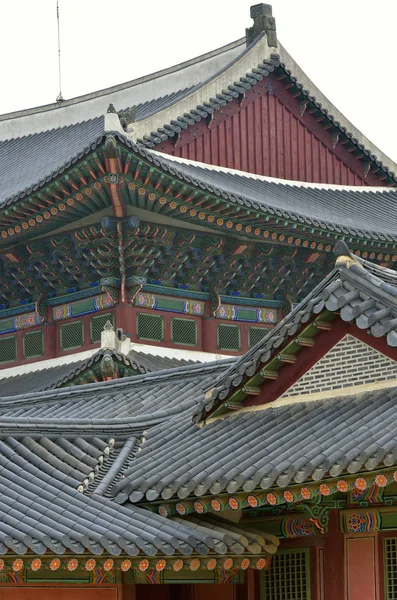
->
56, 0, 64, 102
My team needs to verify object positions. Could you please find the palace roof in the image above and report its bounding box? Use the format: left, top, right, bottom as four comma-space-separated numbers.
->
1, 5, 396, 186
1, 128, 396, 238
0, 244, 396, 557
0, 346, 202, 397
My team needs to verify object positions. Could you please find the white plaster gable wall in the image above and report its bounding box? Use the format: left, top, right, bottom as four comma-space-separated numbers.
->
0, 39, 245, 141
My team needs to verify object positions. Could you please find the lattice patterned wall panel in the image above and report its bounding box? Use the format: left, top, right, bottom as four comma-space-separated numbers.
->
217, 324, 241, 351
248, 326, 269, 349
283, 334, 397, 398
386, 538, 397, 600
23, 331, 44, 359
137, 313, 164, 342
0, 336, 17, 364
91, 313, 115, 344
263, 549, 310, 600
171, 318, 198, 347
60, 321, 84, 351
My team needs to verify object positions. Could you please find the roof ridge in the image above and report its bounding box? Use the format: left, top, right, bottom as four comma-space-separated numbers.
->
0, 38, 245, 122
0, 358, 233, 405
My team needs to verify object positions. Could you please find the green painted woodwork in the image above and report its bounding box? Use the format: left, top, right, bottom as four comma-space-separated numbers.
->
53, 294, 115, 322
0, 335, 17, 363
60, 321, 84, 351
215, 305, 279, 323
134, 292, 205, 316
0, 316, 16, 334
217, 324, 241, 351
136, 313, 164, 342
23, 330, 44, 359
171, 318, 198, 347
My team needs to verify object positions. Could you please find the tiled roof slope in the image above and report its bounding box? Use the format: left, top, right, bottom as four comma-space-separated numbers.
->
1, 13, 396, 183
0, 116, 104, 206
0, 431, 266, 556
0, 249, 397, 550
113, 385, 397, 503
110, 243, 397, 502
146, 151, 397, 240
5, 129, 397, 242
0, 360, 269, 557
200, 241, 397, 417
0, 348, 199, 397
0, 360, 232, 421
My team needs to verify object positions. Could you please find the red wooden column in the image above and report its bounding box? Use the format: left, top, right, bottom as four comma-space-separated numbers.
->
115, 303, 134, 339
345, 534, 380, 600
323, 510, 345, 600
245, 569, 261, 600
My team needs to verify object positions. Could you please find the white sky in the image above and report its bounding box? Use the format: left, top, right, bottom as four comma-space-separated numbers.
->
1, 0, 396, 162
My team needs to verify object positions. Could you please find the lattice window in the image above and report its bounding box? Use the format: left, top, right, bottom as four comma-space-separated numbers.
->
385, 538, 397, 599
60, 321, 84, 351
249, 326, 268, 348
23, 331, 44, 359
171, 318, 198, 346
0, 336, 17, 364
217, 324, 241, 351
137, 313, 164, 342
263, 549, 310, 600
90, 313, 114, 344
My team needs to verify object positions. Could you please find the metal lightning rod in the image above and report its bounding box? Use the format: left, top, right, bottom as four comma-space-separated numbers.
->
56, 0, 64, 102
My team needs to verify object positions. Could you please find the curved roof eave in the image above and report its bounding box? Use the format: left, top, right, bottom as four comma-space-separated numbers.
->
3, 131, 397, 243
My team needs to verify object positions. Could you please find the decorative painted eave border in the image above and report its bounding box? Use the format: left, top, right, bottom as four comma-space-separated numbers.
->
2, 133, 397, 254
0, 135, 105, 209
0, 554, 271, 577
117, 140, 397, 250
141, 285, 282, 308
0, 139, 109, 246
0, 132, 397, 262
146, 467, 397, 521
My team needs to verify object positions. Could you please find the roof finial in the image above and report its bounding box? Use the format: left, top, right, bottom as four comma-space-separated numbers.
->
246, 4, 277, 48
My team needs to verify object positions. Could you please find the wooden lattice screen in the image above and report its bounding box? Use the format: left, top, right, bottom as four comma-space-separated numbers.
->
137, 313, 164, 342
23, 330, 44, 359
217, 324, 241, 351
60, 321, 84, 351
263, 548, 311, 600
171, 318, 198, 346
385, 538, 397, 600
0, 335, 17, 363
